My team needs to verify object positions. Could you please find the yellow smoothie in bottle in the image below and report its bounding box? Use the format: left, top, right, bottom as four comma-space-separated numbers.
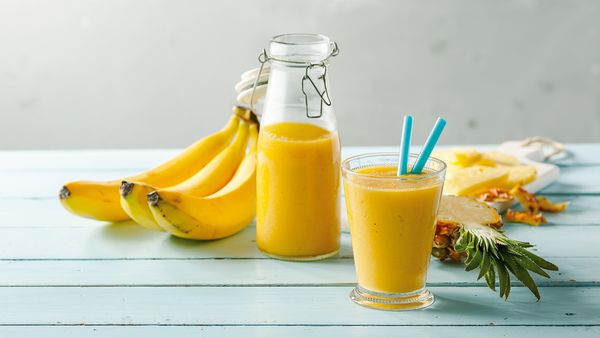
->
257, 122, 341, 259
344, 165, 443, 294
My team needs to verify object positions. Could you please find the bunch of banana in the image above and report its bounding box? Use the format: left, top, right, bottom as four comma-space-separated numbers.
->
59, 107, 259, 240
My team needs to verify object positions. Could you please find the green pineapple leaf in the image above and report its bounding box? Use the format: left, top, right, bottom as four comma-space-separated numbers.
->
515, 253, 551, 278
495, 257, 511, 299
484, 262, 496, 290
518, 247, 559, 271
501, 251, 541, 301
454, 223, 558, 300
477, 252, 491, 280
465, 247, 483, 271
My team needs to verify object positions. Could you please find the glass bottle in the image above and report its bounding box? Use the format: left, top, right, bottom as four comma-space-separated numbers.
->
256, 33, 341, 261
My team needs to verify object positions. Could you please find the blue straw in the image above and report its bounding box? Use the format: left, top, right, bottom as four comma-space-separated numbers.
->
397, 115, 413, 175
411, 117, 447, 174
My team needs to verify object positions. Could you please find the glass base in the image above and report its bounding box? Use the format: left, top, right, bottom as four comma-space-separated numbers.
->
350, 285, 435, 311
260, 248, 339, 261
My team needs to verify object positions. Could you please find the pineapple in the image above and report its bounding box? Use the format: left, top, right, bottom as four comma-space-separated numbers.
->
443, 166, 509, 196
503, 165, 538, 188
433, 147, 481, 167
434, 195, 559, 300
510, 185, 569, 214
506, 209, 547, 226
433, 196, 502, 261
537, 196, 569, 213
504, 186, 569, 226
434, 147, 538, 197
481, 151, 521, 166
453, 147, 482, 167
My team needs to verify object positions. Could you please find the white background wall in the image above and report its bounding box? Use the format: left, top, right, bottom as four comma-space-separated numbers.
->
1, 0, 599, 149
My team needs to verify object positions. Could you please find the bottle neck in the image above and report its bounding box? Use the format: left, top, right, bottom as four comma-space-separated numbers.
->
261, 61, 337, 132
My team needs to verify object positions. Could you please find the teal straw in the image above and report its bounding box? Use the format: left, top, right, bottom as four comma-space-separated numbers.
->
411, 117, 447, 174
397, 115, 413, 175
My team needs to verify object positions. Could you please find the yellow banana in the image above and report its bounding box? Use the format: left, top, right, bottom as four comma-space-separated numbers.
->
119, 182, 163, 230
153, 119, 249, 197
59, 181, 129, 221
59, 114, 241, 222
148, 123, 258, 240
119, 119, 249, 230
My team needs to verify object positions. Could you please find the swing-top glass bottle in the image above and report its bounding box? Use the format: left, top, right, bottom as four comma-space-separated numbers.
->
256, 33, 341, 261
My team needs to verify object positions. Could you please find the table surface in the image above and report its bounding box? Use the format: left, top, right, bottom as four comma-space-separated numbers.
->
1, 145, 599, 337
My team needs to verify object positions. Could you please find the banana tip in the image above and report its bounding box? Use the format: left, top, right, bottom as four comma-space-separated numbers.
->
59, 186, 70, 200
147, 191, 161, 206
233, 106, 260, 129
120, 181, 134, 197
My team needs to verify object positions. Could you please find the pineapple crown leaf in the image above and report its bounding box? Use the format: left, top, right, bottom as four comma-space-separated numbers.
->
455, 223, 558, 301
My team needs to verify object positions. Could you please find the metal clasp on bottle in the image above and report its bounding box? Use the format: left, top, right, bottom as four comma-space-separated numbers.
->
301, 63, 331, 119
251, 42, 339, 119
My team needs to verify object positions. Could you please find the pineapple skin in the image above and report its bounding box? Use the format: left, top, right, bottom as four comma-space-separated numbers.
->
432, 221, 465, 261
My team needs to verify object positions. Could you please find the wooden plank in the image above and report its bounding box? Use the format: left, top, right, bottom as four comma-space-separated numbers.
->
541, 166, 600, 194
543, 143, 600, 167
1, 144, 597, 171
537, 195, 599, 225
0, 224, 594, 259
0, 149, 179, 171
0, 286, 597, 325
0, 170, 138, 198
0, 194, 590, 228
2, 163, 597, 198
0, 198, 107, 228
0, 326, 598, 338
499, 223, 597, 258
0, 257, 593, 287
0, 147, 416, 171
0, 222, 272, 260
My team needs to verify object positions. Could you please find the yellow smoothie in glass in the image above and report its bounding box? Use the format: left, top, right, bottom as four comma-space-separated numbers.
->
342, 153, 446, 310
257, 122, 341, 260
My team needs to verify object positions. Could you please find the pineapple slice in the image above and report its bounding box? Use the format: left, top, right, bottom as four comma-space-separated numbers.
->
438, 195, 503, 229
537, 196, 570, 213
506, 209, 547, 226
443, 165, 509, 196
433, 147, 481, 167
435, 148, 537, 194
473, 158, 497, 167
481, 151, 520, 166
506, 186, 568, 226
453, 147, 482, 167
510, 185, 540, 214
502, 165, 537, 188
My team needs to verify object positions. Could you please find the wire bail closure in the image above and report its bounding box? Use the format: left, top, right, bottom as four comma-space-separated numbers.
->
251, 42, 339, 118
302, 63, 330, 118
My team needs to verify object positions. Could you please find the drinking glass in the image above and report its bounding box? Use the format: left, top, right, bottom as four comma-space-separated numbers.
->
342, 153, 446, 310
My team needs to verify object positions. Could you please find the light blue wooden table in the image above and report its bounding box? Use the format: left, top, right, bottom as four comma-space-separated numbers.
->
0, 145, 599, 337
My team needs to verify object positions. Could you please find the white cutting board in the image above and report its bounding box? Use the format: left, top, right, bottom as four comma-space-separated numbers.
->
486, 140, 560, 212
340, 141, 561, 233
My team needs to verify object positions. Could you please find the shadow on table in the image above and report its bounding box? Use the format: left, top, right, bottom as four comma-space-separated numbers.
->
97, 221, 261, 257
99, 221, 160, 242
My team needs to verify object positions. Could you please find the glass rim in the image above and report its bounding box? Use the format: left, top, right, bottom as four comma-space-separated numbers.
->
270, 33, 330, 46
341, 152, 447, 181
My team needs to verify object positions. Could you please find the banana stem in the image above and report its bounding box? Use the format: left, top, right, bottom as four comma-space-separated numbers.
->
233, 106, 260, 129
59, 186, 70, 199
147, 191, 161, 206
120, 181, 135, 197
